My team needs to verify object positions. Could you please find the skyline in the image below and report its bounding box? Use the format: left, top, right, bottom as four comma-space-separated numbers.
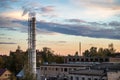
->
0, 0, 120, 55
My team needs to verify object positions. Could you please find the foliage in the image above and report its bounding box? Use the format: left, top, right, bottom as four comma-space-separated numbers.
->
37, 47, 64, 66
0, 46, 64, 75
83, 43, 116, 57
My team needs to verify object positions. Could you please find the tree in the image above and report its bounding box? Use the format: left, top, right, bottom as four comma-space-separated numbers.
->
108, 43, 116, 54
0, 56, 4, 68
83, 44, 117, 57
83, 50, 90, 57
89, 47, 97, 56
98, 48, 105, 57
74, 51, 79, 56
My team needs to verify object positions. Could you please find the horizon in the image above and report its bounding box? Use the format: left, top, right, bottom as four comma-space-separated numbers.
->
0, 0, 120, 55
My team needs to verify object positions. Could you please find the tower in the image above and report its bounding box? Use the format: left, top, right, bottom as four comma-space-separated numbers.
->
28, 13, 36, 77
79, 42, 81, 56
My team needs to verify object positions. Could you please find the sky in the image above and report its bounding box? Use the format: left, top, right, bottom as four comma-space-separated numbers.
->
0, 0, 120, 55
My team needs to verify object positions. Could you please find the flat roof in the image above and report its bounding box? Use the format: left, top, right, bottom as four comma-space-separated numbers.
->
39, 63, 97, 67
69, 69, 106, 76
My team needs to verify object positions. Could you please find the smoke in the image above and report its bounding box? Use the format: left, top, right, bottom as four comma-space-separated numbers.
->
22, 1, 55, 17
22, 1, 41, 17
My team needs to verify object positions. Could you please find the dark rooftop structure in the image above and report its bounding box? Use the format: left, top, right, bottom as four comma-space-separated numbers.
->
0, 69, 6, 76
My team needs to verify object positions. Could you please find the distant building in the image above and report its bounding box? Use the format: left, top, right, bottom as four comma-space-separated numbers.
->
38, 63, 96, 80
0, 69, 12, 80
69, 69, 120, 80
68, 63, 120, 80
64, 56, 120, 63
69, 69, 107, 80
107, 71, 120, 80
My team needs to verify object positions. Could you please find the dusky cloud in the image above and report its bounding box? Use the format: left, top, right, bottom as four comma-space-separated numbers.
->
37, 21, 120, 39
0, 16, 120, 39
0, 16, 26, 28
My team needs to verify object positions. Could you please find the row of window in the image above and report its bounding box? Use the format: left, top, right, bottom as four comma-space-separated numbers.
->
70, 76, 106, 80
68, 58, 109, 62
4, 74, 11, 77
41, 67, 78, 72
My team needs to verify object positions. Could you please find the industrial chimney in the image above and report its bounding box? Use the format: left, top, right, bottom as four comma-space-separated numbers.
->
28, 15, 36, 78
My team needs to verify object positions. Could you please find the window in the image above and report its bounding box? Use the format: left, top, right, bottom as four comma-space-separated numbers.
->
100, 59, 103, 62
82, 77, 85, 80
71, 76, 73, 80
81, 58, 84, 61
5, 74, 7, 76
88, 78, 91, 80
95, 58, 98, 62
77, 58, 80, 61
56, 68, 58, 71
105, 58, 109, 62
8, 74, 11, 76
86, 58, 88, 62
76, 77, 79, 80
45, 67, 47, 70
64, 68, 67, 72
41, 67, 43, 70
73, 58, 75, 62
90, 58, 93, 61
94, 78, 98, 80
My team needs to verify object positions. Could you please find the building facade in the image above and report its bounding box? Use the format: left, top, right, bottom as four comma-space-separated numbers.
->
107, 71, 120, 80
64, 56, 120, 63
38, 63, 93, 80
69, 69, 107, 80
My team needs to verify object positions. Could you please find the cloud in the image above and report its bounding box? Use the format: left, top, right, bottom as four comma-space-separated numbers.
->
0, 15, 120, 39
0, 37, 12, 40
0, 16, 27, 32
0, 42, 17, 44
41, 6, 54, 13
0, 0, 19, 9
70, 0, 120, 10
57, 41, 67, 43
36, 28, 58, 35
0, 34, 5, 36
109, 21, 120, 26
37, 21, 120, 39
66, 19, 86, 23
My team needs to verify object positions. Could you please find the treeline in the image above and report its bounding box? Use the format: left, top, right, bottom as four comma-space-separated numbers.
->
0, 47, 64, 75
0, 44, 119, 75
83, 43, 116, 57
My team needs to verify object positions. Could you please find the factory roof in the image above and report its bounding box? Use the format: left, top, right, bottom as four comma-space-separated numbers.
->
40, 62, 97, 67
69, 69, 106, 76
